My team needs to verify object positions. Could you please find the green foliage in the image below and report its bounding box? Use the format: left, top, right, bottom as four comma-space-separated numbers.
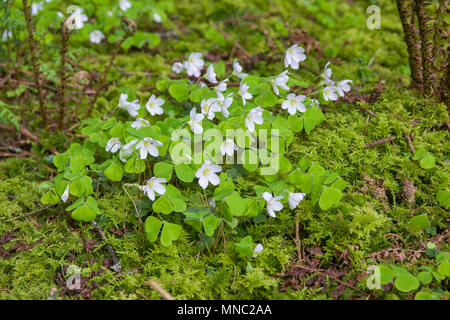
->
1, 0, 449, 301
0, 101, 20, 131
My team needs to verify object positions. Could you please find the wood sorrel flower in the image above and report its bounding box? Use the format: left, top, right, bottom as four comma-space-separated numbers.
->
217, 79, 228, 93
206, 64, 218, 84
145, 94, 165, 116
119, 93, 140, 117
141, 177, 167, 201
284, 44, 306, 70
233, 59, 248, 79
188, 107, 204, 134
195, 160, 222, 189
288, 192, 306, 210
239, 81, 253, 106
220, 139, 238, 156
119, 139, 138, 162
119, 0, 132, 11
323, 86, 338, 101
201, 98, 220, 120
106, 138, 122, 153
262, 192, 283, 218
61, 184, 70, 203
213, 92, 233, 118
282, 93, 306, 115
89, 30, 105, 44
336, 80, 352, 97
136, 138, 163, 159
153, 12, 161, 23
245, 107, 263, 133
253, 244, 264, 258
131, 118, 150, 129
272, 71, 289, 95
172, 62, 184, 74
185, 52, 204, 78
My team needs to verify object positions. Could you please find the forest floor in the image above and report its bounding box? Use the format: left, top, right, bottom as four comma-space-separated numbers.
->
0, 0, 448, 299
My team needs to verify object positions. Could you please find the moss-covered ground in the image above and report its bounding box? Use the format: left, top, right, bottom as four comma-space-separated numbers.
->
0, 0, 448, 299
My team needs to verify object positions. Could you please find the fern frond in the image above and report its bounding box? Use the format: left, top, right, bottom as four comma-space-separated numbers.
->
0, 100, 20, 131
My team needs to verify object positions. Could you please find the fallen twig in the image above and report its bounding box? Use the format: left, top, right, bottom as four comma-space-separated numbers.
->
356, 104, 377, 118
364, 136, 395, 149
135, 290, 149, 300
91, 220, 122, 273
145, 279, 175, 300
405, 132, 415, 154
5, 205, 53, 222
295, 217, 302, 262
292, 264, 368, 297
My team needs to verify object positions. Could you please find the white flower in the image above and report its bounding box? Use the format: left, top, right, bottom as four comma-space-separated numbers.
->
323, 86, 338, 101
141, 177, 166, 201
253, 244, 264, 258
220, 139, 238, 156
119, 93, 140, 117
66, 8, 88, 30
106, 137, 122, 153
209, 199, 216, 208
119, 0, 131, 11
135, 137, 163, 159
233, 59, 247, 79
284, 44, 306, 70
336, 80, 352, 97
200, 98, 220, 120
145, 94, 164, 116
119, 139, 138, 162
239, 81, 253, 106
172, 62, 184, 74
89, 30, 105, 44
185, 52, 204, 78
281, 93, 306, 115
131, 118, 150, 129
272, 71, 289, 96
324, 62, 335, 85
31, 2, 43, 16
188, 107, 204, 134
61, 184, 70, 203
245, 107, 263, 133
310, 98, 320, 108
107, 10, 113, 17
216, 78, 228, 93
2, 29, 12, 41
56, 11, 64, 19
288, 192, 306, 210
213, 92, 233, 118
153, 12, 161, 23
262, 192, 283, 218
206, 64, 218, 84
199, 81, 207, 87
195, 160, 222, 189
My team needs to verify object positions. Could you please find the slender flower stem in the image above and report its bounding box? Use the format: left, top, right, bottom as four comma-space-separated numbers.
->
87, 17, 137, 117
58, 19, 71, 130
22, 0, 48, 128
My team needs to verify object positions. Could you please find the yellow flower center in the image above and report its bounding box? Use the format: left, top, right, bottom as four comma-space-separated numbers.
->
290, 99, 296, 105
202, 168, 210, 176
